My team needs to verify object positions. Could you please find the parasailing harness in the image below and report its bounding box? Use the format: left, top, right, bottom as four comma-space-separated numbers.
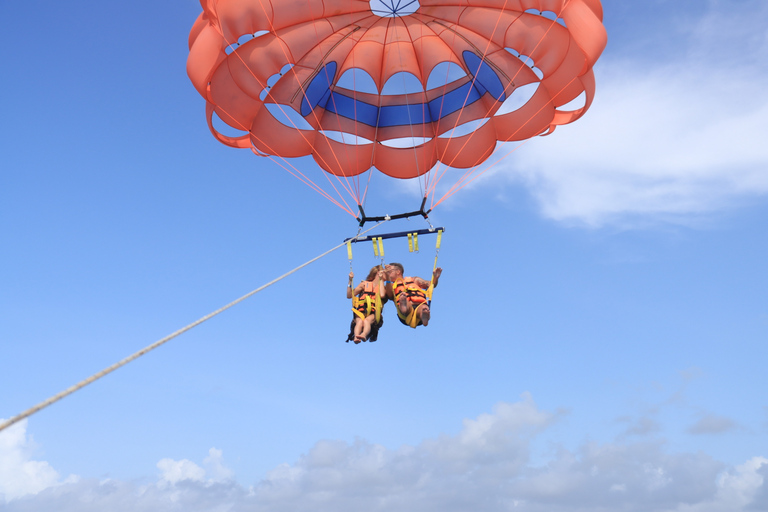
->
346, 226, 443, 329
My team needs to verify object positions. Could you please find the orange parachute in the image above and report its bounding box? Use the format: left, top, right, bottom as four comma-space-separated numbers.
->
187, 0, 606, 219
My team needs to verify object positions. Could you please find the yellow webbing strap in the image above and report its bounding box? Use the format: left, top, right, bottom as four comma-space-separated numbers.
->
397, 305, 420, 328
347, 240, 353, 261
352, 293, 371, 320
374, 286, 382, 323
428, 229, 442, 302
406, 232, 420, 253
371, 237, 384, 259
433, 229, 443, 272
351, 283, 382, 323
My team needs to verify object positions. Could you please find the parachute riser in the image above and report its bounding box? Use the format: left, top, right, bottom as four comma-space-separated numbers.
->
356, 198, 432, 228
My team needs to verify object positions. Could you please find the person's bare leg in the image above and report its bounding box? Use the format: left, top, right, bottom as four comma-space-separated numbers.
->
354, 317, 364, 343
361, 315, 375, 340
418, 303, 430, 326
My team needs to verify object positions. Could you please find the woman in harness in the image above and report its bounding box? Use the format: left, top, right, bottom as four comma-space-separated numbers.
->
385, 263, 442, 328
347, 266, 387, 343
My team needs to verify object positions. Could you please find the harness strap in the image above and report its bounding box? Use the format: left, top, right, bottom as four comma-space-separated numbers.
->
351, 281, 382, 322
396, 302, 430, 328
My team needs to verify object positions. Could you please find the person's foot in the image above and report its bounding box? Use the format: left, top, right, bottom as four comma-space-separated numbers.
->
354, 335, 365, 344
398, 294, 409, 314
420, 305, 430, 326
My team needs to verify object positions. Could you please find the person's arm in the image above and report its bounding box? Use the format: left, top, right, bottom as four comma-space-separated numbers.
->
377, 270, 387, 299
414, 277, 430, 289
415, 268, 442, 289
346, 272, 354, 299
432, 267, 442, 288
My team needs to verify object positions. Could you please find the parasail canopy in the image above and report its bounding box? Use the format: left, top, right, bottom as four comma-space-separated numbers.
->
187, 0, 607, 216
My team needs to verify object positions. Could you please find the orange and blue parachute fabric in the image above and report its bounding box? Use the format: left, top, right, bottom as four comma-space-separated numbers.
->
187, 0, 606, 181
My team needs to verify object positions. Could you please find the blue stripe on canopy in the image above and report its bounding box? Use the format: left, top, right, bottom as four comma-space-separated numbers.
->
324, 82, 483, 128
301, 62, 338, 116
379, 102, 431, 127
302, 56, 503, 128
324, 92, 379, 125
428, 82, 481, 121
463, 51, 506, 102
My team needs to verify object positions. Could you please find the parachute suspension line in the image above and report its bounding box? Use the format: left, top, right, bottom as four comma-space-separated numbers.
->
424, 16, 465, 206
354, 16, 402, 223
431, 140, 528, 209
344, 19, 371, 207
415, 11, 433, 199
424, 3, 568, 201
421, 17, 507, 197
415, 11, 435, 202
211, 0, 361, 205
200, 2, 359, 216
311, 25, 367, 203
360, 20, 387, 210
427, 4, 577, 210
208, 67, 359, 215
387, 15, 434, 214
260, 9, 354, 176
263, 153, 357, 217
355, 20, 437, 228
431, 75, 580, 209
422, 18, 465, 211
235, 116, 356, 216
305, 22, 371, 206
201, 97, 357, 216
433, 76, 578, 208
0, 220, 388, 435
390, 16, 425, 198
346, 38, 361, 203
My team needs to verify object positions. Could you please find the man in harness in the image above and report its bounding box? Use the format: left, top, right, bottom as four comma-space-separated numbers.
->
384, 263, 442, 328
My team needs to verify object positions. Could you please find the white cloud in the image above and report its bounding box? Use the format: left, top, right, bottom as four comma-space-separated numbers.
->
156, 458, 206, 486
673, 457, 768, 512
156, 448, 234, 488
716, 457, 768, 510
2, 396, 766, 512
475, 2, 768, 227
0, 419, 67, 502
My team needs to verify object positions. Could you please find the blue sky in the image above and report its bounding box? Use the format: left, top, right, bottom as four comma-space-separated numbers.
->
1, 0, 767, 510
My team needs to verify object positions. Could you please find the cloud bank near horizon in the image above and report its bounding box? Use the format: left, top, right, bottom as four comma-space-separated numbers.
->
2, 395, 766, 512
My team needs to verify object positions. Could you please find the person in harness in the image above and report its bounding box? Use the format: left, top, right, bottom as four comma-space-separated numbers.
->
346, 266, 387, 343
384, 263, 442, 328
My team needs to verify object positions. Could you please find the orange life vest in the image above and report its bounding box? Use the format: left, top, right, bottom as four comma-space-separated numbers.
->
352, 280, 381, 321
393, 277, 427, 304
